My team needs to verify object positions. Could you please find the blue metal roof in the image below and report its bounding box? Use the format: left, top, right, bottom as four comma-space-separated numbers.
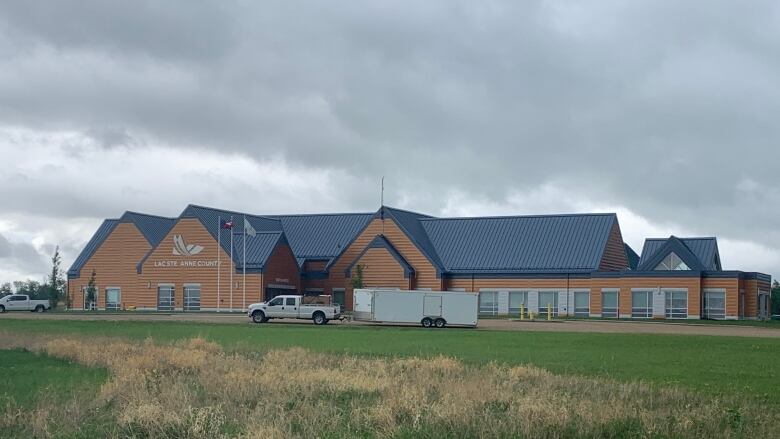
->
421, 213, 618, 273
232, 232, 286, 271
268, 213, 373, 262
67, 219, 119, 278
381, 206, 445, 271
180, 205, 282, 261
638, 237, 720, 270
119, 211, 175, 247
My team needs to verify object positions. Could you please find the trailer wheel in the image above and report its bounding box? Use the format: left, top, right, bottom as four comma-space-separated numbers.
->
313, 312, 328, 325
421, 317, 433, 328
434, 318, 446, 328
251, 310, 267, 324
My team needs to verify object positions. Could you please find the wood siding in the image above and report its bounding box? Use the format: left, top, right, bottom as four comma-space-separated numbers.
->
137, 218, 263, 311
68, 222, 150, 310
328, 217, 442, 309
352, 247, 410, 290
598, 221, 629, 271
303, 260, 327, 272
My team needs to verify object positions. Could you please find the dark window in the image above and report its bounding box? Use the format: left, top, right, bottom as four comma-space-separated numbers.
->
285, 297, 296, 306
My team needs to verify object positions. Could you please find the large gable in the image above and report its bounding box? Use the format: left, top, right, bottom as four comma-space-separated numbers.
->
421, 213, 618, 273
637, 237, 721, 271
119, 211, 176, 247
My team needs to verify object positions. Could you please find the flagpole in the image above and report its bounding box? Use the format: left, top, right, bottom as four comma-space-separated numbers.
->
217, 215, 221, 313
230, 215, 234, 312
243, 214, 246, 312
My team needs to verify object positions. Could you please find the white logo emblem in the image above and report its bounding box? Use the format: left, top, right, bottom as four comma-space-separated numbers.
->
172, 235, 204, 256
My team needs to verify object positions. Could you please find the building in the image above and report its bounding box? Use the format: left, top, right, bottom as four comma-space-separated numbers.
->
67, 204, 772, 320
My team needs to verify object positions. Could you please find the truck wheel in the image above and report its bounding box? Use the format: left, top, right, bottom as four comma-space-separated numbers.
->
434, 318, 446, 328
0, 305, 4, 313
313, 312, 327, 325
35, 305, 45, 313
421, 317, 433, 328
251, 311, 267, 324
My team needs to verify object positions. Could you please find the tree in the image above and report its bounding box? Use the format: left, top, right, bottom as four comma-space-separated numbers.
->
86, 269, 97, 310
350, 264, 365, 289
0, 282, 11, 297
13, 279, 46, 298
47, 246, 65, 310
772, 280, 780, 316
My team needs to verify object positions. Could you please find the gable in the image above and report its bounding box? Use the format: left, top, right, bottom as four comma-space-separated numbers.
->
598, 220, 629, 271
67, 219, 119, 278
636, 237, 705, 271
346, 235, 414, 278
72, 222, 151, 288
138, 218, 231, 274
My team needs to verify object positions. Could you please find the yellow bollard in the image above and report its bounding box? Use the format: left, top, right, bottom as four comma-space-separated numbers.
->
547, 303, 552, 321
520, 303, 525, 320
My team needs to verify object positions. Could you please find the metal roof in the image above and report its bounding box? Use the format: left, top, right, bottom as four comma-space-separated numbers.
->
420, 213, 618, 273
381, 207, 445, 271
67, 219, 119, 278
268, 213, 373, 263
638, 237, 720, 270
232, 232, 286, 271
119, 211, 176, 247
180, 204, 282, 260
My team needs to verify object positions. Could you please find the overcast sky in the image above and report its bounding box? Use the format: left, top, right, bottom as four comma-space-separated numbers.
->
1, 1, 780, 283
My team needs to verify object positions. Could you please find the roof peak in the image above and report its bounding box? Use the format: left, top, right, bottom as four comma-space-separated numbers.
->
269, 212, 373, 217
122, 211, 176, 220
421, 212, 617, 221
381, 205, 435, 218
183, 204, 281, 221
645, 236, 717, 242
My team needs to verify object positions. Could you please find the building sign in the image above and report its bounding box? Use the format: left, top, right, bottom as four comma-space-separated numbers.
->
172, 235, 204, 256
275, 278, 290, 283
154, 260, 219, 268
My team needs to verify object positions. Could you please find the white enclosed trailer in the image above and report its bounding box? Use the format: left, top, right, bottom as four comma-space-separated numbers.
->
353, 289, 478, 328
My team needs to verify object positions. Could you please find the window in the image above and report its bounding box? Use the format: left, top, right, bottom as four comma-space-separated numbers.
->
631, 290, 653, 318
664, 290, 687, 319
157, 285, 174, 312
105, 288, 121, 311
268, 297, 283, 306
285, 297, 296, 306
538, 292, 558, 317
332, 289, 345, 307
479, 292, 498, 316
601, 291, 618, 318
655, 252, 690, 271
508, 292, 528, 316
574, 292, 590, 317
703, 291, 725, 319
10, 295, 25, 301
183, 285, 201, 311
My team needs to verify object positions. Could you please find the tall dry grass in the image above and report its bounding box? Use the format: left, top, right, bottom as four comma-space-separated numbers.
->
0, 333, 774, 438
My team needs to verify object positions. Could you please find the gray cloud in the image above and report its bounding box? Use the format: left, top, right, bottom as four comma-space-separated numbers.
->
0, 233, 48, 280
0, 1, 779, 277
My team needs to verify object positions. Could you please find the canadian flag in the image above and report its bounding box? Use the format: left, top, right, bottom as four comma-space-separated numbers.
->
221, 219, 234, 229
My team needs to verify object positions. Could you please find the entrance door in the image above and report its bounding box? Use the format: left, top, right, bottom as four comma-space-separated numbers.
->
423, 295, 442, 317
758, 292, 770, 319
703, 291, 726, 320
157, 285, 174, 312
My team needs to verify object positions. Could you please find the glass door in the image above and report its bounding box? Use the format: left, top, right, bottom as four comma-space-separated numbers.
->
703, 291, 725, 319
157, 285, 174, 312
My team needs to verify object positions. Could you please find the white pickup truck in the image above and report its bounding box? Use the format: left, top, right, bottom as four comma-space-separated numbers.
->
247, 295, 341, 325
0, 294, 51, 313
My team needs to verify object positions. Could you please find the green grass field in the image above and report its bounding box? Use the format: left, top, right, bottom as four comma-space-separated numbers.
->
1, 318, 779, 407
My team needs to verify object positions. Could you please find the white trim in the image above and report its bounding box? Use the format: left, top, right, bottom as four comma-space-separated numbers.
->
105, 285, 121, 290
183, 283, 201, 287
267, 284, 295, 290
702, 288, 726, 293
157, 283, 175, 287
590, 313, 602, 318
687, 315, 700, 319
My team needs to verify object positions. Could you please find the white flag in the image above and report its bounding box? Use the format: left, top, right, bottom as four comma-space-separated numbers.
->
244, 218, 256, 237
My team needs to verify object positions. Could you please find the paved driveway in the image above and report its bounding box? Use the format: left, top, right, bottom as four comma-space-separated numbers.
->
2, 312, 780, 338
